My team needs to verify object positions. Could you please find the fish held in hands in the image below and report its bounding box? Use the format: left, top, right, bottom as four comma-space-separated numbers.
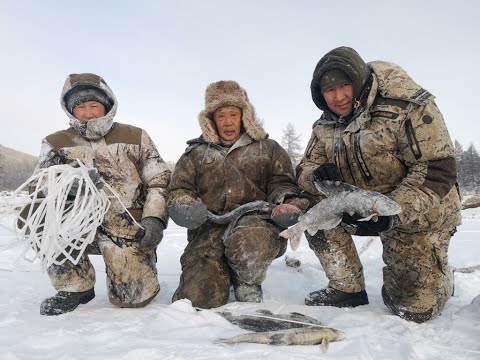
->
280, 180, 401, 251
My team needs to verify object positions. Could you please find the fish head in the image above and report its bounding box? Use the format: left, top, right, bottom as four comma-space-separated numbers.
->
371, 195, 402, 216
347, 192, 401, 221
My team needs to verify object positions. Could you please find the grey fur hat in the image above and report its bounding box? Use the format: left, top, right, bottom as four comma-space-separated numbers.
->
198, 80, 266, 144
64, 85, 113, 114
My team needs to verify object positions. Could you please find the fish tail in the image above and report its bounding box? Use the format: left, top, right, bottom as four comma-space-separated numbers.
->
279, 227, 302, 251
321, 339, 329, 353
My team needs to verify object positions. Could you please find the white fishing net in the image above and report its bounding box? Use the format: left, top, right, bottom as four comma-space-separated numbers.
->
12, 160, 111, 270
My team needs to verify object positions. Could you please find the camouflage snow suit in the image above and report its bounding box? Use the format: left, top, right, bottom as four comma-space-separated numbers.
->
297, 49, 461, 322
168, 107, 300, 309
35, 73, 171, 307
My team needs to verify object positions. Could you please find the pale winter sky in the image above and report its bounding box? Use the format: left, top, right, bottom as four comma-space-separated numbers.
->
1, 0, 479, 162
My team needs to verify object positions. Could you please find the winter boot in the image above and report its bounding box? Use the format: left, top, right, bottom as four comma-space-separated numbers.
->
234, 283, 263, 303
305, 287, 368, 307
40, 288, 95, 316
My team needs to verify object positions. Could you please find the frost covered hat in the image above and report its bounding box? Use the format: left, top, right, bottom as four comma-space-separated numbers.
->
61, 73, 117, 140
320, 69, 352, 93
65, 85, 113, 114
198, 80, 266, 144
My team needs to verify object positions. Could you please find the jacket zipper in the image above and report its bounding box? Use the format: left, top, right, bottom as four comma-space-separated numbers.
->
352, 132, 373, 181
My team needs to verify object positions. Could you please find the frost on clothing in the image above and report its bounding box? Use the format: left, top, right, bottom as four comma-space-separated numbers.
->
280, 181, 402, 251
168, 89, 301, 308
297, 48, 461, 322
33, 73, 171, 308
298, 60, 461, 232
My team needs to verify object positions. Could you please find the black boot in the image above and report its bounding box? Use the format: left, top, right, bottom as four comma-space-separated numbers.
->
305, 287, 368, 307
234, 283, 263, 303
40, 288, 95, 316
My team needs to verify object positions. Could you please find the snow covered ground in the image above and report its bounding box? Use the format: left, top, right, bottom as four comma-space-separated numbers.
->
1, 191, 479, 359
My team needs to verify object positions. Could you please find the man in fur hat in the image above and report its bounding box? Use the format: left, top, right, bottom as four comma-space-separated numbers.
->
296, 46, 461, 323
32, 73, 171, 315
168, 80, 308, 308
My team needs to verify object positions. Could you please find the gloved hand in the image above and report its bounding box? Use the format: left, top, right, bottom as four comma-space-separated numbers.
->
342, 213, 399, 235
135, 217, 165, 248
169, 196, 208, 230
69, 168, 103, 196
312, 163, 342, 182
271, 197, 309, 228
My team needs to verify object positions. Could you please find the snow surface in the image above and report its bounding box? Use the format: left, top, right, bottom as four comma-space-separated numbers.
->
1, 191, 479, 359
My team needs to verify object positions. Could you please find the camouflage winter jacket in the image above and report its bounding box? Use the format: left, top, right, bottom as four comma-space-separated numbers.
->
297, 61, 461, 232
168, 125, 300, 217
34, 73, 171, 239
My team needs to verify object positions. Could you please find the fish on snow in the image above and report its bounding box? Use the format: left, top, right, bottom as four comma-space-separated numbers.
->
217, 309, 323, 332
280, 180, 401, 251
217, 326, 345, 352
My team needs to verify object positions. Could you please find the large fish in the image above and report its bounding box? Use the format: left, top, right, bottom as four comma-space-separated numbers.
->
217, 326, 345, 352
280, 180, 401, 251
217, 309, 323, 332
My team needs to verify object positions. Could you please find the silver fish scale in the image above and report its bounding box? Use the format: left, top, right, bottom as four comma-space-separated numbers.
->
280, 180, 401, 250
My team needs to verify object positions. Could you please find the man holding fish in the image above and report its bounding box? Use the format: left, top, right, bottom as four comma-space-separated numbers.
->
295, 46, 461, 323
167, 80, 309, 308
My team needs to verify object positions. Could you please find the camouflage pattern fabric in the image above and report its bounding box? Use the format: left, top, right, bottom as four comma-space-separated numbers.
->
297, 53, 461, 322
172, 215, 287, 309
37, 73, 170, 308
169, 132, 299, 309
47, 232, 160, 307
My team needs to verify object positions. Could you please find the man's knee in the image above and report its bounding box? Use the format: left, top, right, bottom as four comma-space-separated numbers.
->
174, 256, 231, 309
381, 285, 449, 323
108, 275, 160, 308
109, 286, 159, 308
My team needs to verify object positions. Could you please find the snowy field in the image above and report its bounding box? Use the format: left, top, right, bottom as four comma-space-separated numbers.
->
0, 191, 479, 359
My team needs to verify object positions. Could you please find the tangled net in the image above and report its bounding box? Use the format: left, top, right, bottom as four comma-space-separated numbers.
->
13, 160, 111, 270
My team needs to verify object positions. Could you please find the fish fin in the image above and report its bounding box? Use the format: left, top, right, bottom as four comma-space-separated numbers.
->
281, 227, 302, 251
290, 237, 301, 251
279, 228, 291, 239
306, 228, 318, 236
321, 339, 329, 353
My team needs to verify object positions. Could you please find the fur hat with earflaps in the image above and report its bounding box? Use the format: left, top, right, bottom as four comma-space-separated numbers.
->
198, 80, 266, 144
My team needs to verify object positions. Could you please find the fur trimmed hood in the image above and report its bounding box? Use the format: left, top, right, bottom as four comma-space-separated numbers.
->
198, 80, 267, 144
60, 73, 118, 140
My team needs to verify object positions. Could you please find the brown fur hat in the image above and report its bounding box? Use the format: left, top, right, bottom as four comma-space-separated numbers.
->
198, 80, 266, 144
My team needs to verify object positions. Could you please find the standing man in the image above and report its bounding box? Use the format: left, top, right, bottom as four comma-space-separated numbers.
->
168, 80, 308, 309
296, 47, 461, 323
35, 73, 171, 315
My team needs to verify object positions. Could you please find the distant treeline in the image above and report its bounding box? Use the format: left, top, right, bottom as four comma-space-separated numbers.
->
455, 141, 480, 196
0, 145, 38, 191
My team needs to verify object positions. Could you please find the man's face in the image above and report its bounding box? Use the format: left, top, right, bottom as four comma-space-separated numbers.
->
322, 83, 354, 117
72, 101, 106, 122
213, 106, 242, 142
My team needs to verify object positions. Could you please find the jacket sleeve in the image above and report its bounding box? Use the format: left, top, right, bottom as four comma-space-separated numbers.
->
295, 128, 329, 196
167, 151, 199, 208
139, 130, 171, 227
390, 99, 457, 225
266, 141, 302, 204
